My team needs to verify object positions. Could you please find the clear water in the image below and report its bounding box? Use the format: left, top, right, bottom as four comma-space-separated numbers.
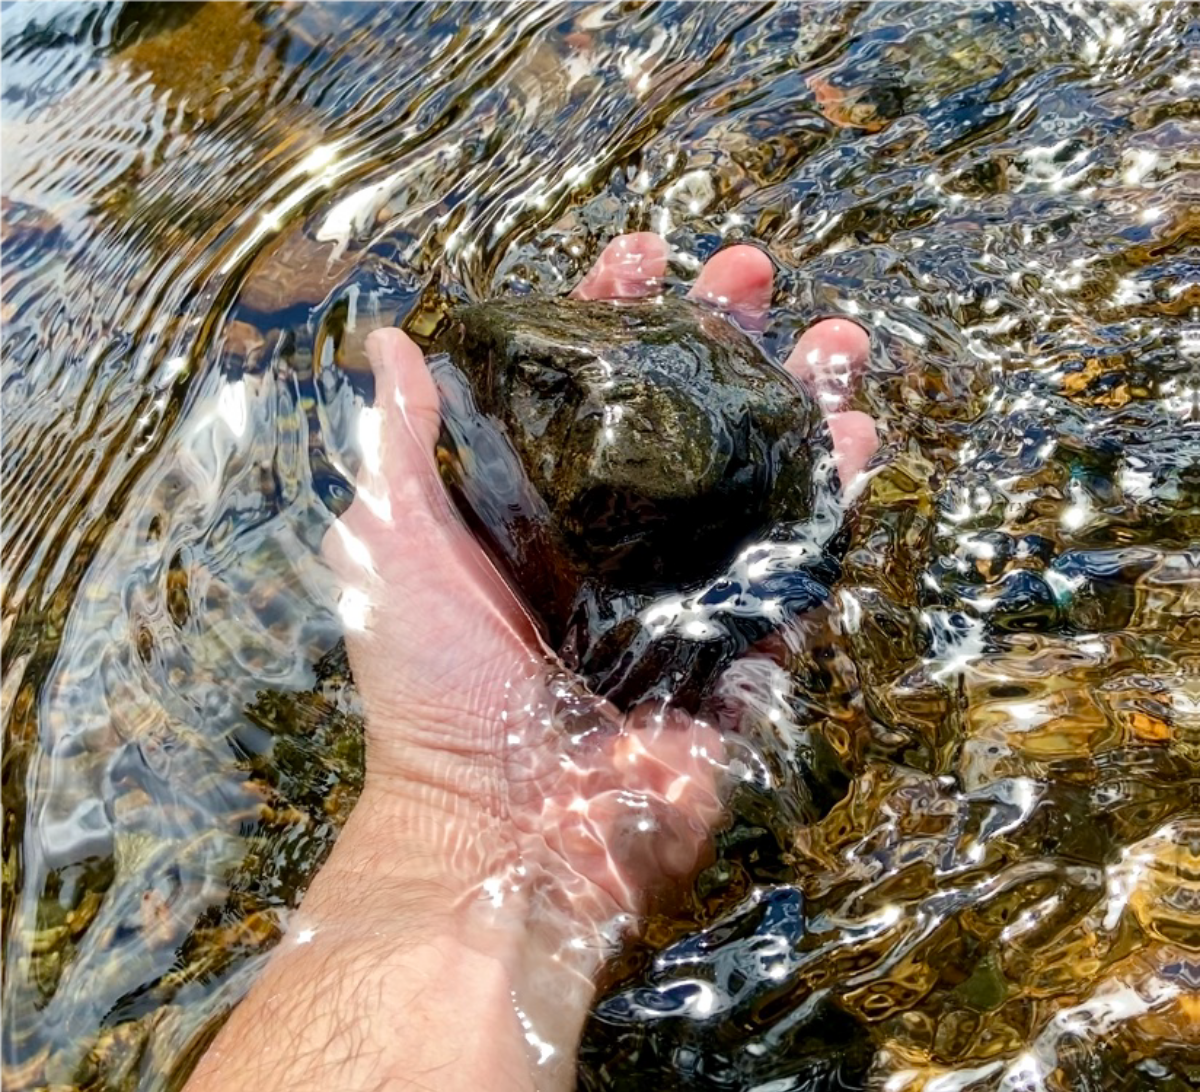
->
2, 2, 1197, 1090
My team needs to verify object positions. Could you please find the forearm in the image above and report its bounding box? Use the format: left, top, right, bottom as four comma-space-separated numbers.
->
184, 788, 573, 1092
187, 920, 534, 1092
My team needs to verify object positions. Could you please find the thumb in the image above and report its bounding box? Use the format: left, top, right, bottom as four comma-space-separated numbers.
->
322, 327, 463, 587
321, 326, 535, 692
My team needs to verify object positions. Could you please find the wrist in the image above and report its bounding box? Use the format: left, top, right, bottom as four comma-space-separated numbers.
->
277, 782, 595, 1090
188, 910, 541, 1092
298, 780, 510, 946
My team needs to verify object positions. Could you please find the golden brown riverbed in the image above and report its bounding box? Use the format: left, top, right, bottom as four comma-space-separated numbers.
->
3, 3, 1198, 1090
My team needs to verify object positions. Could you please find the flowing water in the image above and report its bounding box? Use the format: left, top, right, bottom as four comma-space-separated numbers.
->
2, 2, 1198, 1090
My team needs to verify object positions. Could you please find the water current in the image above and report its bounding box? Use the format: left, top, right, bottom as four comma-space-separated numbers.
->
3, 2, 1199, 1090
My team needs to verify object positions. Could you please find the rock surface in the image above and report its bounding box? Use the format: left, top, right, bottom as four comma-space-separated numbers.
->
432, 295, 830, 704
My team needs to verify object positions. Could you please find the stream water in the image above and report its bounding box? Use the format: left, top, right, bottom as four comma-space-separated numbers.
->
3, 2, 1198, 1090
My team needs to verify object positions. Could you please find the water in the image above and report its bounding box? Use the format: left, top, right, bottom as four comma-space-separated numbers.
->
2, 2, 1196, 1089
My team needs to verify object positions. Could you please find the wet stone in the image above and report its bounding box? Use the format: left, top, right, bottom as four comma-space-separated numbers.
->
432, 295, 833, 708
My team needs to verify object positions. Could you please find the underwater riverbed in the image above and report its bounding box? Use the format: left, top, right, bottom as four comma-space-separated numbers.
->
3, 2, 1199, 1089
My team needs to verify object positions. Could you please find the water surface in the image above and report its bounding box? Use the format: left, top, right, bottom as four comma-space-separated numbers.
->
3, 2, 1197, 1089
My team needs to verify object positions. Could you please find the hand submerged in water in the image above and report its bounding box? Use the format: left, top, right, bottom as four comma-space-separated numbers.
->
185, 234, 878, 1092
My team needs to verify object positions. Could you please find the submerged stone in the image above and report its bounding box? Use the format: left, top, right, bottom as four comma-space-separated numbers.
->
432, 295, 831, 705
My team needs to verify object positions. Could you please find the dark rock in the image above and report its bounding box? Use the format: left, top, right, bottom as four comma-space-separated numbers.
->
435, 296, 821, 589
432, 296, 832, 707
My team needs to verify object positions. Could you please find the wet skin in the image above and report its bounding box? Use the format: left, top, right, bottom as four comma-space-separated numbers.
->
182, 234, 879, 1092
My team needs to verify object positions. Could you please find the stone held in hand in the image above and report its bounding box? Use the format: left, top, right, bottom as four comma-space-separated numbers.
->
432, 294, 829, 705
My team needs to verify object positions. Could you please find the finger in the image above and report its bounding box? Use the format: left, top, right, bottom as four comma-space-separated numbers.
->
578, 788, 712, 901
322, 328, 457, 581
366, 326, 441, 464
688, 244, 774, 329
827, 410, 879, 486
348, 328, 453, 527
322, 328, 536, 667
614, 706, 725, 834
546, 715, 724, 914
571, 231, 669, 301
784, 317, 870, 412
784, 318, 876, 487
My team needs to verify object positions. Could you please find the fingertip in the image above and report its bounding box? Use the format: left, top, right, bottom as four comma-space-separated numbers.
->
572, 231, 670, 301
828, 410, 879, 486
365, 326, 420, 384
785, 317, 870, 408
615, 230, 670, 271
813, 318, 870, 367
689, 244, 774, 328
365, 324, 439, 424
364, 325, 403, 361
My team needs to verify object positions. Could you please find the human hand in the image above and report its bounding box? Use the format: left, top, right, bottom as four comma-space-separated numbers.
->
185, 233, 879, 1092
322, 231, 879, 1078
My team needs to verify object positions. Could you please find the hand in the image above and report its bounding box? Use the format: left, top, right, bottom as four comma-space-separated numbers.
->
185, 233, 878, 1092
324, 231, 879, 1076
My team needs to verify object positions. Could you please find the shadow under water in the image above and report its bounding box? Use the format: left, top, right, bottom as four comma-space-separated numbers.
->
3, 2, 1199, 1090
